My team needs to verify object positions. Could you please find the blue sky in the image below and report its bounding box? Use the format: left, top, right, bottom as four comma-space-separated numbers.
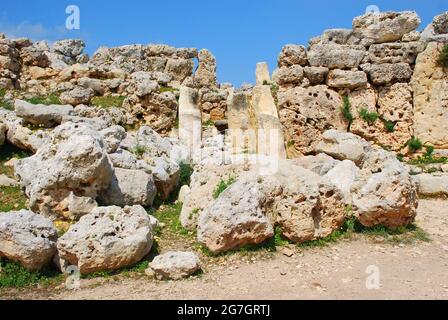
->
1, 0, 447, 86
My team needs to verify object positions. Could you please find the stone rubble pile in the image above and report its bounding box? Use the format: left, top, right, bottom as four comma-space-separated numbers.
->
0, 10, 447, 277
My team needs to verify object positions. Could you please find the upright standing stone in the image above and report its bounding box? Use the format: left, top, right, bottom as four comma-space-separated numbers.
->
178, 86, 202, 159
412, 42, 448, 147
251, 85, 286, 159
255, 62, 271, 86
227, 90, 257, 155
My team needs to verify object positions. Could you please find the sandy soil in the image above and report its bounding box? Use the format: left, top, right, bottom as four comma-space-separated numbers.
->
2, 199, 448, 300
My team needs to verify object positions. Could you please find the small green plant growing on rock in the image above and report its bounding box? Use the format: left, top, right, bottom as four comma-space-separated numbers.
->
131, 144, 146, 159
202, 120, 215, 128
359, 108, 379, 125
213, 176, 237, 199
407, 136, 423, 153
438, 44, 448, 68
341, 96, 353, 131
383, 120, 396, 133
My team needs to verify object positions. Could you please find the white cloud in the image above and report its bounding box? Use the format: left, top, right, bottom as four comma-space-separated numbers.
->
0, 18, 87, 42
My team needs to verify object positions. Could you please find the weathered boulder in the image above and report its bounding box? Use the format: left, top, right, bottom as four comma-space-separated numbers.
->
57, 205, 155, 274
316, 130, 372, 165
308, 44, 366, 69
324, 160, 359, 202
412, 42, 448, 147
303, 66, 329, 85
272, 65, 304, 86
278, 45, 308, 66
352, 11, 421, 44
149, 251, 201, 280
14, 99, 74, 128
367, 42, 426, 64
0, 210, 57, 271
361, 63, 413, 86
1, 109, 50, 152
293, 153, 340, 176
278, 85, 346, 155
119, 126, 183, 199
180, 164, 245, 229
326, 70, 367, 89
433, 12, 448, 34
100, 125, 126, 154
52, 39, 85, 58
351, 148, 418, 228
60, 86, 94, 105
319, 28, 360, 45
99, 168, 157, 207
130, 72, 160, 97
194, 49, 217, 88
197, 175, 279, 254
273, 161, 347, 243
15, 122, 114, 220
349, 83, 413, 152
413, 173, 448, 197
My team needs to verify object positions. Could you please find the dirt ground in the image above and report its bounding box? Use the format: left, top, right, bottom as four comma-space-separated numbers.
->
2, 199, 448, 300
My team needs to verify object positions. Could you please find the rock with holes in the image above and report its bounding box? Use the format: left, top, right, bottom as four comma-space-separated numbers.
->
278, 44, 308, 67
351, 148, 418, 228
149, 251, 201, 280
277, 85, 346, 156
361, 63, 413, 86
0, 210, 58, 271
57, 205, 155, 275
273, 161, 347, 243
197, 174, 280, 254
316, 130, 372, 166
14, 122, 114, 220
411, 42, 448, 148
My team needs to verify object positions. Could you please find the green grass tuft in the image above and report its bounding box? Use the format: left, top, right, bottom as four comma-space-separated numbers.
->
213, 176, 237, 199
0, 186, 28, 212
0, 259, 62, 289
359, 108, 379, 125
149, 202, 193, 238
383, 120, 396, 133
407, 136, 423, 153
179, 162, 194, 187
438, 44, 448, 68
25, 94, 61, 105
91, 95, 125, 109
